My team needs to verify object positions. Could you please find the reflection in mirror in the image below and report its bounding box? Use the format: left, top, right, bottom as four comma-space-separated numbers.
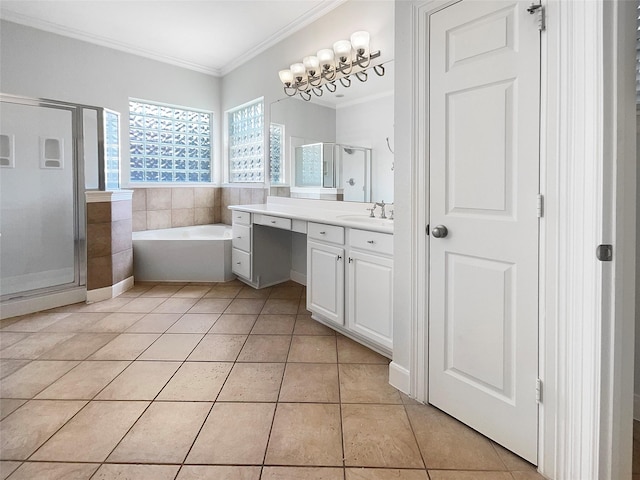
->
269, 61, 393, 203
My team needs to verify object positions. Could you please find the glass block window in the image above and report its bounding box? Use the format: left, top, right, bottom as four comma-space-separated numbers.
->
129, 100, 212, 183
270, 123, 285, 184
227, 99, 264, 183
104, 109, 120, 190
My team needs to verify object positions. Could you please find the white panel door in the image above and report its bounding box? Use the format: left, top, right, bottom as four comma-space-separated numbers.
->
347, 250, 393, 350
307, 240, 345, 326
428, 0, 540, 463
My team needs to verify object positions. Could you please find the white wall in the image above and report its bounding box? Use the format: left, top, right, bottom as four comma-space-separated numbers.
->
636, 106, 640, 418
336, 93, 394, 203
0, 20, 222, 186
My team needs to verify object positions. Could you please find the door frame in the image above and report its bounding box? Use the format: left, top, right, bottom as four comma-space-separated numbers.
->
394, 0, 636, 478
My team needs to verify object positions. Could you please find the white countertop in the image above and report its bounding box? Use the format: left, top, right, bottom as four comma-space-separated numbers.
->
229, 197, 394, 234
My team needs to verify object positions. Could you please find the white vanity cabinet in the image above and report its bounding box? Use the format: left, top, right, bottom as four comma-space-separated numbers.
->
231, 211, 292, 288
307, 223, 345, 327
306, 222, 393, 355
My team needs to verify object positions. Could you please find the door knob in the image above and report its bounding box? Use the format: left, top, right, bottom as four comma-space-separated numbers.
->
431, 225, 448, 238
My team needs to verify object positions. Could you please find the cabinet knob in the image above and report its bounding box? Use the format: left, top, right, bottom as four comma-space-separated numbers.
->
236, 236, 242, 239
337, 255, 342, 261
271, 220, 276, 224
236, 262, 241, 265
367, 240, 375, 244
319, 231, 326, 235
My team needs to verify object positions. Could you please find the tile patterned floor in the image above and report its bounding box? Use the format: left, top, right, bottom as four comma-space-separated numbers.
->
0, 280, 549, 479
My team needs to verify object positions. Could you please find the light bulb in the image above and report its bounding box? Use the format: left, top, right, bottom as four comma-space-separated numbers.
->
303, 55, 320, 75
278, 69, 293, 85
333, 40, 352, 63
317, 48, 335, 67
350, 30, 370, 56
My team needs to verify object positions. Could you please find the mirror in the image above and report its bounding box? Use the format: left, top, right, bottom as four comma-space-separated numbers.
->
269, 61, 394, 203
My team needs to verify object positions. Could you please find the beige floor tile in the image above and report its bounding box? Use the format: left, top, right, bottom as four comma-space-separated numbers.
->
119, 284, 153, 297
7, 462, 99, 479
208, 314, 257, 334
158, 362, 232, 401
189, 298, 232, 314
108, 401, 211, 463
31, 400, 148, 462
0, 399, 26, 420
236, 286, 272, 299
293, 315, 335, 336
405, 404, 504, 470
339, 364, 402, 404
262, 467, 344, 480
400, 393, 422, 405
173, 285, 212, 298
126, 313, 181, 333
37, 333, 117, 360
266, 403, 343, 466
261, 298, 299, 314
346, 469, 429, 480
36, 360, 129, 399
0, 461, 21, 480
0, 359, 30, 380
0, 333, 75, 359
1, 312, 71, 332
74, 297, 134, 313
176, 466, 261, 480
237, 335, 291, 362
0, 333, 30, 350
225, 298, 266, 314
96, 361, 181, 400
204, 285, 243, 298
40, 313, 111, 333
187, 334, 246, 361
279, 363, 340, 403
342, 404, 424, 468
269, 286, 304, 299
141, 284, 184, 297
0, 360, 78, 398
167, 313, 220, 333
89, 333, 161, 360
251, 314, 296, 335
0, 400, 86, 460
152, 297, 199, 314
218, 363, 284, 402
492, 442, 537, 471
337, 336, 389, 364
288, 335, 337, 363
187, 402, 275, 465
298, 298, 311, 314
89, 312, 147, 332
138, 333, 204, 361
92, 464, 179, 480
427, 472, 512, 480
510, 472, 547, 480
117, 297, 167, 313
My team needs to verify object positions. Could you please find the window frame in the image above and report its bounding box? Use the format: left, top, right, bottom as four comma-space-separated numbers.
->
125, 98, 214, 186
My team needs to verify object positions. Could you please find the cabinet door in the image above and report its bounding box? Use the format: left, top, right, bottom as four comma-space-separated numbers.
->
347, 250, 393, 349
307, 240, 344, 326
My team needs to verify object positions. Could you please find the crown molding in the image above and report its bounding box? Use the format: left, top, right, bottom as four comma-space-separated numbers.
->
1, 0, 347, 78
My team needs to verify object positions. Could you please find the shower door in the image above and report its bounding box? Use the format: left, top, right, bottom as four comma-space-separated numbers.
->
0, 99, 83, 300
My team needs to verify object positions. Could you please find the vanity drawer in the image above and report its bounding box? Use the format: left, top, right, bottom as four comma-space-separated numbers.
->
308, 222, 345, 245
349, 229, 393, 255
232, 224, 251, 253
232, 211, 251, 225
232, 248, 251, 279
254, 214, 292, 231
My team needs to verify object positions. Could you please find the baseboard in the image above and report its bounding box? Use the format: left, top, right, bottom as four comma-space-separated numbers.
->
290, 270, 307, 286
86, 276, 134, 303
634, 394, 640, 421
389, 361, 411, 395
1, 287, 86, 319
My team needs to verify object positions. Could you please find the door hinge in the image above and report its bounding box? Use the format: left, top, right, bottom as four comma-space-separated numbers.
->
536, 378, 543, 403
527, 3, 546, 31
537, 194, 544, 218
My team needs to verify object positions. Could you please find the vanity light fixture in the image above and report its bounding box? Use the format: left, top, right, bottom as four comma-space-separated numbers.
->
278, 30, 384, 101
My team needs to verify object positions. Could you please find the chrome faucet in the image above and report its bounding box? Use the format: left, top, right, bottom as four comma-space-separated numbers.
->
375, 200, 387, 219
367, 205, 377, 217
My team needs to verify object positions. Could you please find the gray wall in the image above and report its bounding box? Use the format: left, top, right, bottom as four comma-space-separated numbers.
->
636, 106, 640, 417
0, 20, 222, 186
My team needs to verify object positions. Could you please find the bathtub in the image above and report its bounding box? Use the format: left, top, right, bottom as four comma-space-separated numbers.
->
132, 224, 234, 282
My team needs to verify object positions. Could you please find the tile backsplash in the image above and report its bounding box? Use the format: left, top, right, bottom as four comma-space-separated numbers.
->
132, 187, 268, 231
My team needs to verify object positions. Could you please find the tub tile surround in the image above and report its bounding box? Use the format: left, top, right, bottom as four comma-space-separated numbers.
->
132, 186, 267, 232
0, 281, 545, 479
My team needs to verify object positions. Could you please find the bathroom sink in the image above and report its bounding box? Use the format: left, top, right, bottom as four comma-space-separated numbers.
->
336, 215, 394, 227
